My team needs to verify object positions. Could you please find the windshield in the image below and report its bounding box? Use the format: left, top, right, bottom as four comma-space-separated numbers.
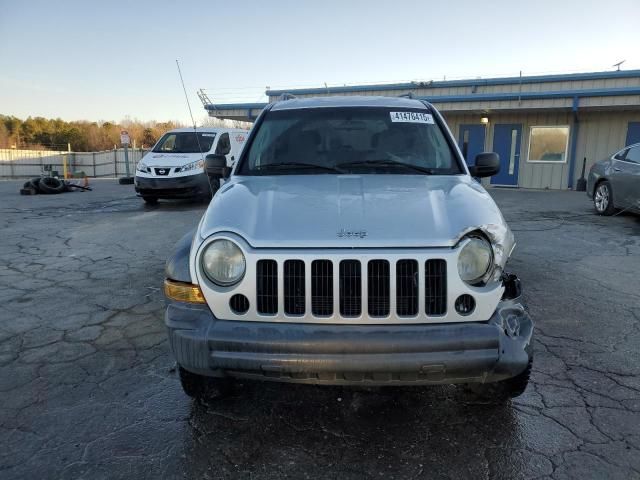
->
238, 107, 462, 175
153, 132, 216, 153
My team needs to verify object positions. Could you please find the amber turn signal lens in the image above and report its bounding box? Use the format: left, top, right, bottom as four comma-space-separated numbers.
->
164, 279, 206, 304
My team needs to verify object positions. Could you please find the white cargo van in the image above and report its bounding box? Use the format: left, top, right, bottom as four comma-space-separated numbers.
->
134, 127, 248, 204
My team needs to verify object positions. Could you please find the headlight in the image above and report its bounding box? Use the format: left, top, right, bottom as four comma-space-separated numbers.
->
457, 236, 493, 285
179, 159, 204, 172
136, 161, 149, 173
201, 239, 246, 286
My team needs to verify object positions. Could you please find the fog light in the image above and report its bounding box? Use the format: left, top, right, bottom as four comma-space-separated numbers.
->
455, 294, 475, 315
164, 279, 206, 304
230, 294, 249, 314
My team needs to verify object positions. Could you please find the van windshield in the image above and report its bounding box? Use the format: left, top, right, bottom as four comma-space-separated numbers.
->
153, 132, 216, 153
237, 107, 462, 175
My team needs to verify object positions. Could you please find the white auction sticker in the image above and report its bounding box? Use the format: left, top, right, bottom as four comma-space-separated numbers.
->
389, 111, 434, 124
202, 133, 216, 137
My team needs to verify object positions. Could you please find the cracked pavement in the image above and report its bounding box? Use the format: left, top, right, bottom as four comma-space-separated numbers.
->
0, 180, 639, 479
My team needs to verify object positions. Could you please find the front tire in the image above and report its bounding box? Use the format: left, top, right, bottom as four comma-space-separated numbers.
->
467, 357, 532, 402
178, 366, 232, 399
142, 196, 158, 205
593, 180, 615, 216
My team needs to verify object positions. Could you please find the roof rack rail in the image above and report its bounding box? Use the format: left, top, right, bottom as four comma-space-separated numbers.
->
398, 92, 415, 99
278, 93, 297, 101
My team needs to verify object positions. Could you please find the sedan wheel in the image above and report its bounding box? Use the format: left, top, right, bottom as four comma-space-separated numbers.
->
594, 181, 615, 216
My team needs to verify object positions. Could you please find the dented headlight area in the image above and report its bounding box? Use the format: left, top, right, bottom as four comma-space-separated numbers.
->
455, 224, 516, 286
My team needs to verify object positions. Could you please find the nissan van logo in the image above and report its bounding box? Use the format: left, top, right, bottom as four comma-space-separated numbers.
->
158, 169, 166, 174
337, 229, 367, 239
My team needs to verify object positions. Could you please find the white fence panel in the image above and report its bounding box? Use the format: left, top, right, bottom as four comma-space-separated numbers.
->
0, 148, 148, 178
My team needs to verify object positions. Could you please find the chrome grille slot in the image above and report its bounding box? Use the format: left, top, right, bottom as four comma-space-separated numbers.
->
284, 260, 305, 315
311, 260, 333, 316
256, 259, 278, 314
367, 260, 390, 317
339, 260, 361, 317
425, 259, 447, 315
396, 259, 418, 316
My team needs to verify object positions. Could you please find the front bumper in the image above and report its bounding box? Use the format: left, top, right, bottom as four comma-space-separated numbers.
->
134, 173, 210, 198
166, 295, 533, 386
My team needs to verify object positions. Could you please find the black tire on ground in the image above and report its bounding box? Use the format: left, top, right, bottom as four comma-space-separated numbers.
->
467, 357, 532, 402
38, 177, 65, 194
142, 196, 158, 205
119, 177, 135, 185
28, 177, 42, 192
178, 366, 232, 399
593, 180, 616, 216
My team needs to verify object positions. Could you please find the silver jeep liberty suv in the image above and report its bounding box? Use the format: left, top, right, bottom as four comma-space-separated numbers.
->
164, 96, 533, 402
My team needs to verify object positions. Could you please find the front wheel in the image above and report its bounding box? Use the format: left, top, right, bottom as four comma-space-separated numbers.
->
142, 196, 158, 205
593, 180, 615, 216
178, 366, 232, 399
466, 357, 532, 402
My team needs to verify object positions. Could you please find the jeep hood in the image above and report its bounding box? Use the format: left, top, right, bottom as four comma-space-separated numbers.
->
199, 175, 513, 253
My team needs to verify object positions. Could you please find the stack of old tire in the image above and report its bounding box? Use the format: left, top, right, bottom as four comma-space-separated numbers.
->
21, 177, 68, 195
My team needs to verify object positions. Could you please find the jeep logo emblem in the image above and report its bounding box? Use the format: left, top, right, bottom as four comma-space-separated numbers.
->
337, 229, 367, 239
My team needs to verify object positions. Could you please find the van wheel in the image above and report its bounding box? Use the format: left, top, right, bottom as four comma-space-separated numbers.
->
593, 180, 615, 216
142, 196, 158, 205
466, 357, 532, 402
178, 366, 232, 399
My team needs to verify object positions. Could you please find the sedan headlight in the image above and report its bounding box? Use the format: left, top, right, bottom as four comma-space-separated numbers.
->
179, 159, 204, 173
201, 239, 246, 286
457, 236, 493, 285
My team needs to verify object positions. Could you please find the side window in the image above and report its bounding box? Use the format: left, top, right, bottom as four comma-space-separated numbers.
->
215, 133, 231, 155
614, 149, 628, 160
624, 146, 640, 164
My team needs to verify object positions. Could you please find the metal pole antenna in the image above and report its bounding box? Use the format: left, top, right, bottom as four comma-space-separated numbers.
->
176, 59, 205, 161
175, 59, 214, 196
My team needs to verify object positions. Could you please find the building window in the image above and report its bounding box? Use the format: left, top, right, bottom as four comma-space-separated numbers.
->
527, 126, 570, 163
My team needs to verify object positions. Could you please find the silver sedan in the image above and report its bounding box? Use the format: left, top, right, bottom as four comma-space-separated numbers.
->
587, 142, 640, 215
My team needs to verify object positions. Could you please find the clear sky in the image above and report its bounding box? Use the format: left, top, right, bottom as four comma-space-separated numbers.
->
1, 0, 639, 124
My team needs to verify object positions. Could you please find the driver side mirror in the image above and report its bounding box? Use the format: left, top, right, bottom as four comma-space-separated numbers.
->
468, 152, 500, 178
205, 154, 231, 179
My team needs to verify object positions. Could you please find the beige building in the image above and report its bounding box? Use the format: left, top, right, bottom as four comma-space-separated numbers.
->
203, 70, 640, 189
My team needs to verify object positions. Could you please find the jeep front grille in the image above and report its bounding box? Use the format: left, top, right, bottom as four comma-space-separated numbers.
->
339, 260, 362, 317
368, 260, 390, 317
256, 259, 278, 314
311, 260, 333, 316
396, 259, 418, 316
256, 258, 447, 319
425, 259, 447, 315
284, 260, 305, 315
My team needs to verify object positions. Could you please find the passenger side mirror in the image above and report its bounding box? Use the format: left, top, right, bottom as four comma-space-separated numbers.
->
468, 152, 500, 178
205, 154, 230, 179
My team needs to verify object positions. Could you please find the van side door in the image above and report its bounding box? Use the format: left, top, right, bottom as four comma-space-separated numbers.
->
231, 131, 248, 166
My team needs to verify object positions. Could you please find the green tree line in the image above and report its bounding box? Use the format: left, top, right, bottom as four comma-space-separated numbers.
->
0, 115, 184, 151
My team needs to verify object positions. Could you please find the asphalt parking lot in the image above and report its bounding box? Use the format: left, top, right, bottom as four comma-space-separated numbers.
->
1, 179, 639, 480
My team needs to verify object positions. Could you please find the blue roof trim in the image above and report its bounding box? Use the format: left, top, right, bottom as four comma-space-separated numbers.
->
419, 86, 640, 103
266, 70, 640, 97
204, 86, 640, 114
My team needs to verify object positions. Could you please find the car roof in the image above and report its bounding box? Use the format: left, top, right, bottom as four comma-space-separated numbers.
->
270, 95, 431, 111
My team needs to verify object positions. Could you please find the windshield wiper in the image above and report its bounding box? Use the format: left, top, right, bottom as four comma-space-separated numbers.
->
336, 160, 436, 175
255, 162, 344, 173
